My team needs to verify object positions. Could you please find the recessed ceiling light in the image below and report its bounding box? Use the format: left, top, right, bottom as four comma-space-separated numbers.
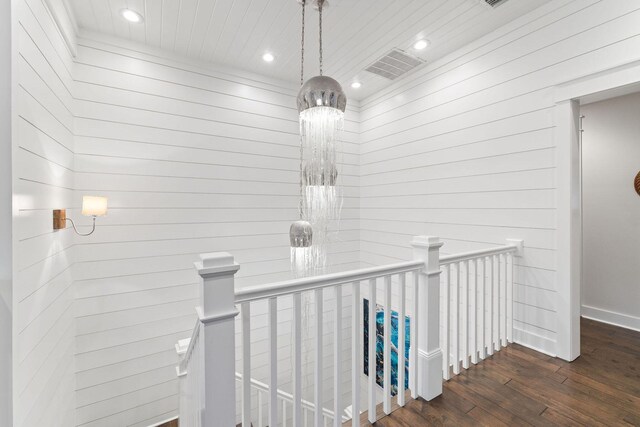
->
121, 9, 143, 23
413, 39, 429, 50
351, 82, 362, 89
262, 52, 275, 62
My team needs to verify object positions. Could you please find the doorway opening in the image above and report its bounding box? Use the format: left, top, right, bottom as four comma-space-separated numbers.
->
554, 61, 640, 361
579, 91, 640, 332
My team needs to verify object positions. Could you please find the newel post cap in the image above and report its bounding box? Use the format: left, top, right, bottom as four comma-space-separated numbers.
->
195, 252, 240, 277
506, 239, 524, 257
411, 235, 444, 249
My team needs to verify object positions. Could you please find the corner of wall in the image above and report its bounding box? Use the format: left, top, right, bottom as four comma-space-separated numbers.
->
2, 0, 13, 425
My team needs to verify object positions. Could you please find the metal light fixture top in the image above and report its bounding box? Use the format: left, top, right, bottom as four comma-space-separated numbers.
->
296, 0, 347, 115
297, 75, 347, 114
290, 220, 313, 247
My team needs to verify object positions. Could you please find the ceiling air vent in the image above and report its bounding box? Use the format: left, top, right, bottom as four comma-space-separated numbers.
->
482, 0, 509, 8
365, 48, 425, 80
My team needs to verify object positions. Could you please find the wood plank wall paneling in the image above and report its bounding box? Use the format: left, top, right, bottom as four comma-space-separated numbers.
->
13, 0, 640, 425
358, 0, 640, 357
13, 0, 77, 426
70, 34, 361, 426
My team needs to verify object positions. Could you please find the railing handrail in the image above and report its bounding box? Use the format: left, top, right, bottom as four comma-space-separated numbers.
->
234, 260, 424, 303
179, 320, 201, 373
234, 372, 346, 422
439, 244, 518, 266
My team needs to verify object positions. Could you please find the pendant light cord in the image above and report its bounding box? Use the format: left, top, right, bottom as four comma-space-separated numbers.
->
299, 0, 306, 220
318, 0, 323, 76
300, 0, 305, 86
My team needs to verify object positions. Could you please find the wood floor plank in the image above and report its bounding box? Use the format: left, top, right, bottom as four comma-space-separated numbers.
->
561, 369, 640, 408
505, 379, 610, 427
449, 370, 549, 424
539, 408, 588, 427
466, 406, 511, 427
342, 318, 640, 426
446, 381, 531, 426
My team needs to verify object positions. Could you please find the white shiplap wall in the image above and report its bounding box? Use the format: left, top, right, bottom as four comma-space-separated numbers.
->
13, 0, 77, 425
358, 0, 640, 356
71, 32, 360, 426
1, 0, 13, 422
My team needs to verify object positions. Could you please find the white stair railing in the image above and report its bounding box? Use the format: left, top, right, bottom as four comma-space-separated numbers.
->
234, 373, 347, 427
176, 236, 523, 426
439, 239, 523, 380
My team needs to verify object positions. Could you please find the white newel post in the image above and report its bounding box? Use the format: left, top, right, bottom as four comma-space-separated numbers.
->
195, 252, 240, 427
411, 236, 444, 401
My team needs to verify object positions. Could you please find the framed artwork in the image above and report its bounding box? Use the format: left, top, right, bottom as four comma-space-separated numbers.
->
363, 298, 411, 396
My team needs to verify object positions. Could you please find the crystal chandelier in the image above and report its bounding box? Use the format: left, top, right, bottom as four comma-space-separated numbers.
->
290, 0, 346, 277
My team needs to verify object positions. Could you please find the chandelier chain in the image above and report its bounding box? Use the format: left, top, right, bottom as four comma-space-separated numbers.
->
300, 0, 305, 86
318, 0, 323, 75
299, 0, 306, 219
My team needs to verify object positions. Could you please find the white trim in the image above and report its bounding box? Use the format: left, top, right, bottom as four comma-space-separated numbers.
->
439, 244, 518, 266
61, 0, 79, 36
553, 61, 640, 362
42, 0, 77, 57
234, 260, 423, 303
513, 327, 556, 358
196, 306, 240, 324
554, 99, 581, 362
581, 306, 640, 333
147, 416, 178, 427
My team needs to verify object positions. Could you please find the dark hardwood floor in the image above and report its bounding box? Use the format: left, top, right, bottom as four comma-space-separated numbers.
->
353, 317, 640, 426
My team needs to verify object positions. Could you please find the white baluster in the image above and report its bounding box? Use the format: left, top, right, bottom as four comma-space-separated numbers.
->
293, 293, 303, 426
506, 239, 524, 344
282, 399, 287, 427
452, 263, 460, 375
507, 252, 514, 343
241, 302, 251, 427
471, 260, 478, 365
398, 273, 407, 404
334, 285, 342, 427
368, 278, 377, 423
488, 256, 494, 356
268, 298, 278, 427
410, 271, 418, 399
462, 261, 469, 370
383, 275, 392, 415
258, 391, 263, 427
494, 255, 500, 352
352, 282, 361, 427
442, 266, 450, 380
501, 253, 508, 347
480, 258, 486, 360
315, 289, 324, 427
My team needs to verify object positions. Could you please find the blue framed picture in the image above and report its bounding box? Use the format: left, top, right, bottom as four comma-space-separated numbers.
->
363, 298, 411, 396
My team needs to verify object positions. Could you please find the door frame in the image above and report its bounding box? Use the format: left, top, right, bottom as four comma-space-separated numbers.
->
554, 59, 640, 361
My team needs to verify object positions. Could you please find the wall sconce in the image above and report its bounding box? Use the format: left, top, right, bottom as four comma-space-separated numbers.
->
53, 196, 108, 236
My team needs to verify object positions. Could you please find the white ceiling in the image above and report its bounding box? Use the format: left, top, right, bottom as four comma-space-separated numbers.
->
68, 0, 551, 100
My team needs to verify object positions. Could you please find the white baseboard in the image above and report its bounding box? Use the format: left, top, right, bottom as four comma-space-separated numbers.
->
581, 305, 640, 332
148, 416, 178, 427
513, 327, 556, 357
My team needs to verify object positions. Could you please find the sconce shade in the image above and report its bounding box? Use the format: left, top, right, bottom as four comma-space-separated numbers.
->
82, 196, 108, 216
